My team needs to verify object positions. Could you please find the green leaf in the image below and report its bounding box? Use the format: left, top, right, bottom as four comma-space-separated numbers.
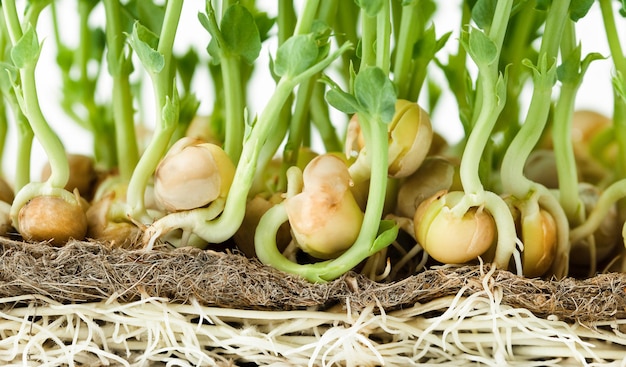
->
176, 48, 200, 92
463, 28, 498, 66
11, 26, 41, 69
495, 71, 508, 108
471, 0, 497, 30
136, 0, 165, 34
178, 92, 201, 129
612, 72, 626, 103
557, 46, 604, 84
580, 52, 606, 73
523, 54, 556, 90
0, 62, 18, 94
129, 21, 164, 74
253, 12, 276, 42
354, 66, 397, 123
273, 34, 319, 78
199, 2, 223, 63
220, 4, 262, 64
370, 220, 399, 253
412, 26, 437, 59
161, 83, 180, 128
354, 0, 384, 16
121, 0, 165, 35
435, 31, 453, 52
535, 0, 550, 11
569, 0, 594, 22
325, 87, 360, 115
556, 45, 582, 83
412, 26, 452, 62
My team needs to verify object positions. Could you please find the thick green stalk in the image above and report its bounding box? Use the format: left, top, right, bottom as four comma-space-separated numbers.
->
570, 178, 626, 243
103, 0, 139, 181
499, 0, 570, 198
126, 0, 184, 221
0, 10, 7, 175
393, 2, 420, 98
499, 58, 555, 197
459, 70, 502, 195
310, 83, 342, 153
599, 0, 626, 75
0, 98, 6, 174
293, 0, 319, 36
360, 10, 377, 69
554, 83, 581, 219
459, 0, 513, 195
599, 0, 626, 180
1, 0, 21, 43
20, 69, 68, 189
552, 21, 584, 222
277, 0, 296, 44
278, 77, 316, 191
375, 0, 391, 74
220, 56, 245, 163
3, 0, 68, 189
14, 112, 33, 191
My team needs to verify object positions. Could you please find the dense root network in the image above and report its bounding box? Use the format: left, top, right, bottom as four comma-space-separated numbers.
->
0, 266, 625, 366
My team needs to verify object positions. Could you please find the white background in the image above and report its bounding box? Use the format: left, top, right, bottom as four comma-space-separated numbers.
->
3, 0, 624, 184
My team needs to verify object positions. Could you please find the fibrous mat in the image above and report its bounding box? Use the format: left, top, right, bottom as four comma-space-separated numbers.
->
1, 238, 626, 366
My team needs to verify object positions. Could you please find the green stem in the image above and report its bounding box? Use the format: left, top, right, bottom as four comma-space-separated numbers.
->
599, 0, 626, 76
14, 112, 33, 191
21, 66, 69, 189
155, 0, 183, 99
277, 0, 296, 44
570, 178, 626, 244
375, 0, 391, 74
552, 22, 584, 223
0, 101, 6, 174
3, 0, 68, 189
392, 2, 420, 98
599, 0, 626, 181
614, 96, 626, 181
126, 0, 183, 221
0, 5, 31, 189
460, 0, 513, 195
1, 0, 21, 43
310, 83, 342, 153
278, 77, 316, 191
103, 0, 139, 181
459, 69, 501, 195
360, 10, 377, 69
334, 0, 359, 80
49, 1, 63, 49
553, 82, 581, 220
468, 0, 512, 127
293, 0, 319, 36
500, 60, 555, 197
484, 191, 518, 270
220, 55, 245, 163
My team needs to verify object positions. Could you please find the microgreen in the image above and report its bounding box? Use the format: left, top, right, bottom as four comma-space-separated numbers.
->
0, 0, 624, 284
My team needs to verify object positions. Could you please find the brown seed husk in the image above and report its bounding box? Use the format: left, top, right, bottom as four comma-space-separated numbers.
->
0, 237, 625, 324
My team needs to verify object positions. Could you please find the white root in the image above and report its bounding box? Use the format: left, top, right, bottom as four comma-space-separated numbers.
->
0, 274, 625, 366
